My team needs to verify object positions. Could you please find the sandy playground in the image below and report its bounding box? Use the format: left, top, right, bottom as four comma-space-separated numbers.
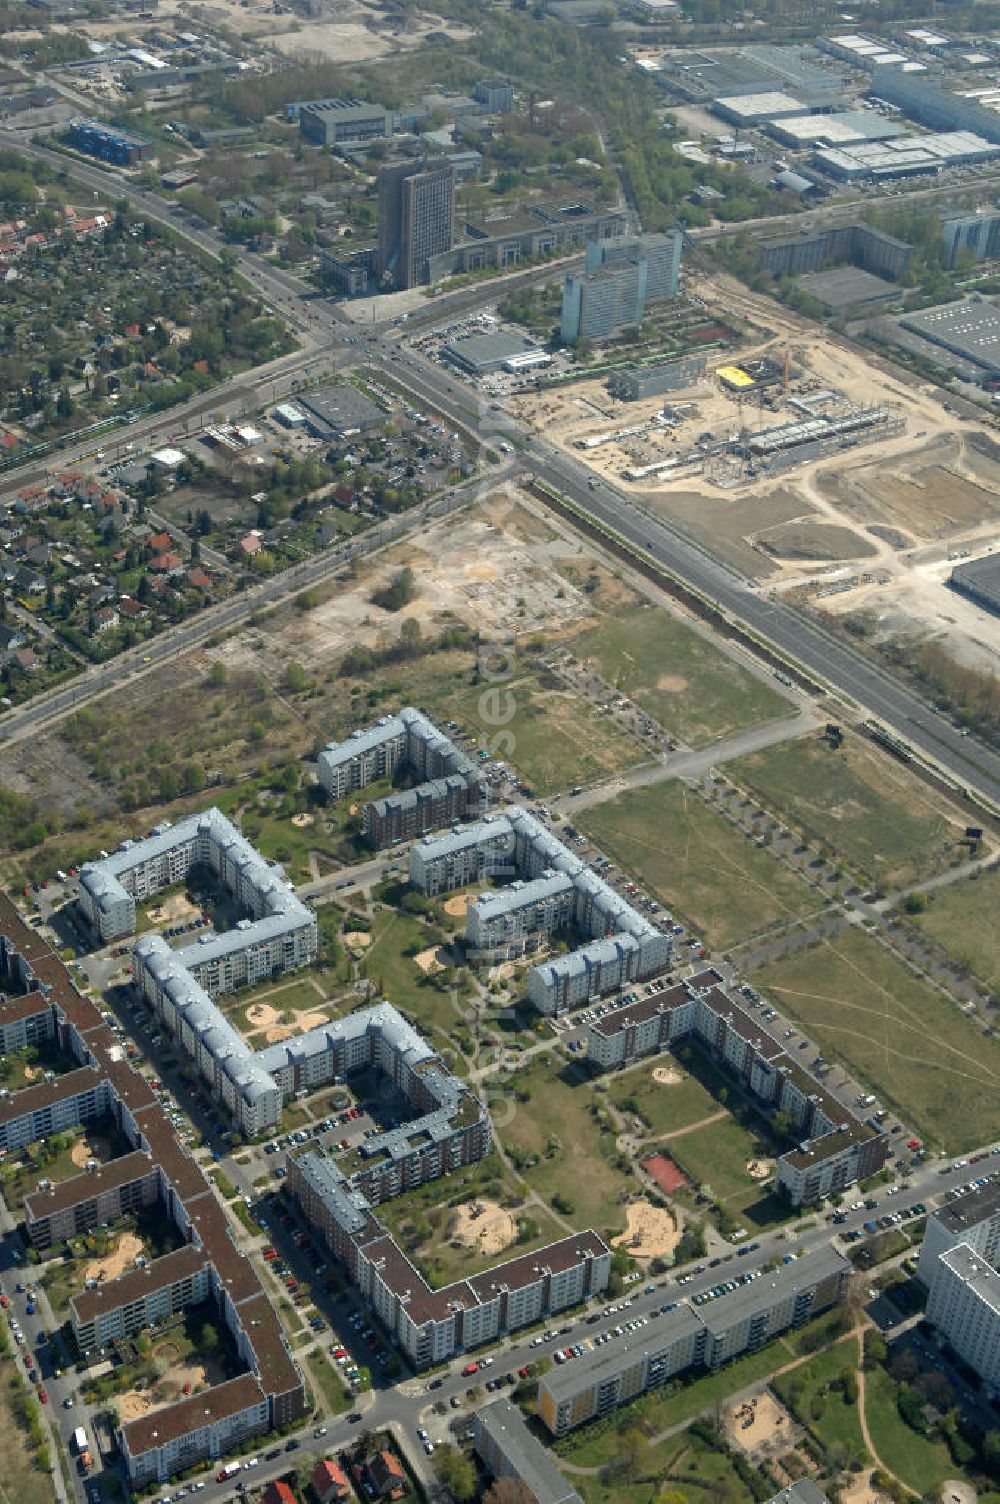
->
147, 892, 199, 926
652, 1066, 683, 1086
448, 1200, 517, 1257
245, 1002, 330, 1044
71, 1131, 115, 1170
290, 813, 315, 829
724, 1392, 792, 1455
746, 1158, 775, 1181
344, 931, 372, 955
118, 1355, 218, 1422
414, 946, 448, 976
443, 893, 473, 919
83, 1231, 144, 1285
612, 1198, 680, 1260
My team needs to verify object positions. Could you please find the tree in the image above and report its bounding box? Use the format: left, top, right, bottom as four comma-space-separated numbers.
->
198, 1321, 219, 1354
619, 1426, 650, 1481
483, 1483, 534, 1504
433, 1444, 476, 1502
55, 385, 74, 420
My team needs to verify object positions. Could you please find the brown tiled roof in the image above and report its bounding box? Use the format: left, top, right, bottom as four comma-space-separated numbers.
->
121, 1373, 266, 1456
24, 1148, 156, 1224
0, 1064, 104, 1124
70, 1243, 209, 1325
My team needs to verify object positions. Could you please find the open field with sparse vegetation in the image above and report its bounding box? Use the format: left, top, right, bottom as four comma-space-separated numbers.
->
580, 782, 818, 951
569, 604, 790, 748
731, 733, 967, 889
751, 928, 1000, 1152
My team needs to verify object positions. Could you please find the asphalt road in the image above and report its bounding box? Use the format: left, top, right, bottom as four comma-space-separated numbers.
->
367, 344, 1000, 809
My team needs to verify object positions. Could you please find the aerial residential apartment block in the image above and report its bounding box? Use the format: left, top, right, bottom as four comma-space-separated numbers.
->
585, 972, 888, 1206
537, 1247, 850, 1435
474, 1399, 582, 1504
409, 808, 671, 1011
290, 1135, 611, 1367
0, 894, 306, 1483
24, 1149, 160, 1249
318, 708, 484, 849
70, 1243, 213, 1351
919, 1179, 1000, 1393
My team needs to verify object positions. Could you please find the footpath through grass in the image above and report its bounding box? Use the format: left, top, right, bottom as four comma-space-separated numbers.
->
912, 865, 1000, 992
751, 927, 1000, 1153
569, 604, 789, 748
580, 781, 817, 951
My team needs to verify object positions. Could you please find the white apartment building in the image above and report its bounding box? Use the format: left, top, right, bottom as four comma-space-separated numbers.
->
926, 1242, 1000, 1392
408, 816, 515, 896
466, 873, 576, 960
917, 1180, 1000, 1286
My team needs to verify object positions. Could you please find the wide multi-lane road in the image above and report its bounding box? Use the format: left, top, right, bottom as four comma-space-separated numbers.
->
370, 346, 1000, 809
4, 131, 1000, 806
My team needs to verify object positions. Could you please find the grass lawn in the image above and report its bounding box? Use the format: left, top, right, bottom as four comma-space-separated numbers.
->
912, 866, 1000, 991
498, 1057, 634, 1238
772, 1336, 866, 1465
610, 1063, 726, 1139
664, 1111, 778, 1211
359, 907, 477, 1056
569, 604, 789, 748
580, 782, 817, 951
307, 1349, 353, 1415
574, 1427, 756, 1504
421, 670, 645, 795
0, 1348, 54, 1504
863, 1365, 955, 1495
376, 1158, 566, 1288
751, 928, 1000, 1153
731, 733, 965, 888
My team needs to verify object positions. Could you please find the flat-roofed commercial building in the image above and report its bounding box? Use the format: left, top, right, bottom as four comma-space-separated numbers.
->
298, 98, 394, 147
25, 1149, 159, 1249
474, 1399, 582, 1504
70, 1244, 212, 1352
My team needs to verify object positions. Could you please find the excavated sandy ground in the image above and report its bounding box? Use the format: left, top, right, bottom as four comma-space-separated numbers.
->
414, 946, 447, 975
511, 269, 1000, 674
83, 1232, 144, 1285
724, 1392, 793, 1455
448, 1200, 517, 1257
612, 1198, 680, 1260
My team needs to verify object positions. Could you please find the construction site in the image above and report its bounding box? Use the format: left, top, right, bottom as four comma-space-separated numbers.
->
552, 346, 905, 490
